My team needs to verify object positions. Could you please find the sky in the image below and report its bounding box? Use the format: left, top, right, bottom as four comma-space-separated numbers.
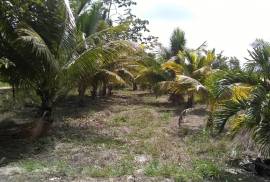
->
132, 0, 270, 62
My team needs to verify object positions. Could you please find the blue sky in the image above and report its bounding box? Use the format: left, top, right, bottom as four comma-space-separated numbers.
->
133, 0, 270, 62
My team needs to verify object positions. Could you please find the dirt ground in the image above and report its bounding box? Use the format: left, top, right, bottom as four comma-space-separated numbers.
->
0, 90, 269, 182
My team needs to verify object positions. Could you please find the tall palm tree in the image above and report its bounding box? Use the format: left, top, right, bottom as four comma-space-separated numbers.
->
170, 28, 186, 56
212, 41, 270, 156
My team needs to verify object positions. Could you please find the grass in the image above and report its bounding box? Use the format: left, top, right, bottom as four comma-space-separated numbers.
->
0, 90, 262, 181
19, 160, 47, 173
81, 156, 134, 177
143, 131, 224, 181
160, 112, 173, 123
144, 159, 220, 181
19, 159, 79, 176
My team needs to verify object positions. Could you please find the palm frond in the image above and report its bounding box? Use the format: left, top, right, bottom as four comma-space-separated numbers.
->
162, 60, 183, 75
66, 41, 133, 81
231, 85, 253, 102
216, 71, 260, 98
229, 114, 247, 134
76, 0, 93, 16
15, 24, 58, 72
76, 2, 103, 37
116, 68, 135, 84
253, 112, 270, 156
94, 69, 125, 85
157, 75, 207, 95
247, 86, 270, 156
213, 99, 248, 133
192, 66, 212, 79
197, 50, 216, 68
135, 68, 166, 84
59, 0, 77, 60
245, 45, 270, 79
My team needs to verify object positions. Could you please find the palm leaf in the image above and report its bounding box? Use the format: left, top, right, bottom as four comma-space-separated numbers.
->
14, 24, 58, 72
157, 75, 207, 95
94, 69, 125, 85
76, 2, 103, 37
135, 68, 165, 84
217, 71, 260, 98
192, 66, 212, 79
213, 99, 248, 133
231, 85, 253, 101
116, 68, 135, 84
162, 60, 183, 75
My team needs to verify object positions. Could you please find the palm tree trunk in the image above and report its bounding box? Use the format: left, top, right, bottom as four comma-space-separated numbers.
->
91, 84, 97, 99
133, 82, 137, 91
186, 93, 194, 108
12, 83, 15, 102
78, 85, 86, 105
40, 98, 53, 121
108, 85, 113, 96
102, 82, 107, 96
36, 89, 54, 123
30, 112, 52, 140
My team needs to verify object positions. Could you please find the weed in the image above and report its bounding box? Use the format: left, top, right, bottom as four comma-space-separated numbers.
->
160, 112, 173, 123
82, 156, 134, 177
192, 159, 221, 179
144, 159, 221, 181
19, 160, 46, 172
113, 116, 128, 124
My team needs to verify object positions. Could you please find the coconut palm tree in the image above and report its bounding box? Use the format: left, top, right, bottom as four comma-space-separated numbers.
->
71, 1, 138, 100
212, 41, 270, 156
133, 52, 173, 91
158, 49, 216, 107
170, 28, 186, 56
0, 0, 132, 121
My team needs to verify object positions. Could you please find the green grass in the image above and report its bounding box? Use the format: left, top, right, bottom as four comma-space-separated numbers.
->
110, 108, 156, 128
113, 116, 128, 124
144, 159, 221, 181
160, 112, 173, 123
19, 159, 78, 176
19, 160, 47, 172
82, 156, 134, 177
185, 130, 228, 158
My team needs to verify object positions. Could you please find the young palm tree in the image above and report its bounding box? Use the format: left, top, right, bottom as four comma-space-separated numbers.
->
0, 0, 132, 121
71, 1, 138, 100
212, 41, 270, 156
159, 49, 216, 107
134, 53, 173, 91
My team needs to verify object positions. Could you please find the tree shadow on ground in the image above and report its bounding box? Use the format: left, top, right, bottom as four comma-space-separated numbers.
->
0, 136, 53, 166
0, 119, 123, 167
51, 122, 124, 146
55, 95, 114, 119
214, 171, 268, 182
0, 91, 182, 167
112, 92, 185, 114
0, 93, 129, 167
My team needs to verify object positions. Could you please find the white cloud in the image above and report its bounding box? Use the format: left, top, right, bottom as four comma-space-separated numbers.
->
133, 0, 270, 62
